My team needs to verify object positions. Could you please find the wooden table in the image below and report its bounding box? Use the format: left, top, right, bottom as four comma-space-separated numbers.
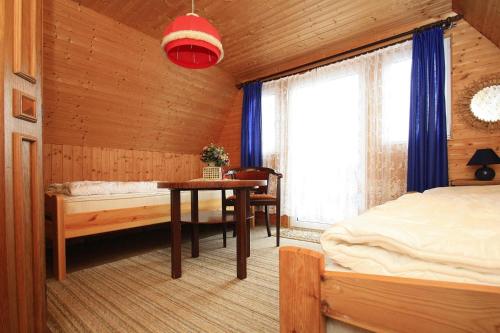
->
158, 179, 266, 280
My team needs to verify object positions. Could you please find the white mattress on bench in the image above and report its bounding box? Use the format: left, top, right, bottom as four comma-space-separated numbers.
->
52, 190, 222, 215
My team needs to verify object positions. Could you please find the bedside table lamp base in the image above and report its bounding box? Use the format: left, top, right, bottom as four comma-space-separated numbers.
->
475, 165, 495, 181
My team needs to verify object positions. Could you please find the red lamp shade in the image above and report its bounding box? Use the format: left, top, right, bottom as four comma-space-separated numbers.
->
161, 13, 223, 69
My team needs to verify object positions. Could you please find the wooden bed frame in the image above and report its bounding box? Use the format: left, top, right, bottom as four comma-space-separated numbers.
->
44, 193, 194, 281
280, 246, 500, 333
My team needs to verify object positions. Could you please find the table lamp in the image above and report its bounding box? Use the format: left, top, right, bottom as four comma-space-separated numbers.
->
467, 148, 500, 181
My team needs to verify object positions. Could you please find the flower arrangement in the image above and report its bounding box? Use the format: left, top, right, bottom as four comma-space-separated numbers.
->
200, 143, 229, 167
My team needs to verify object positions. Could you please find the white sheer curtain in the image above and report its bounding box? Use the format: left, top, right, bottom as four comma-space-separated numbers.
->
262, 41, 413, 228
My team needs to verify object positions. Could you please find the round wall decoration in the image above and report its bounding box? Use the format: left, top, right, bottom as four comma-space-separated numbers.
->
161, 1, 223, 69
456, 74, 500, 131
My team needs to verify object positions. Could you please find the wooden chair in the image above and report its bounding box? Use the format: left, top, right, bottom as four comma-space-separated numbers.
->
221, 167, 283, 246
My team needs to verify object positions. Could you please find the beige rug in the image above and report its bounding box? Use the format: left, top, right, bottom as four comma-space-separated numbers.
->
274, 227, 323, 243
47, 229, 320, 333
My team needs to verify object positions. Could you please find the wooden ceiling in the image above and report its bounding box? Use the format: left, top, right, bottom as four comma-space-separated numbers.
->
72, 0, 455, 82
452, 0, 500, 48
43, 0, 236, 154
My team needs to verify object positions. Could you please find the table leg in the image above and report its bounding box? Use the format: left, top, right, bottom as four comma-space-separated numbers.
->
235, 188, 247, 279
170, 189, 182, 279
246, 190, 251, 258
191, 190, 199, 258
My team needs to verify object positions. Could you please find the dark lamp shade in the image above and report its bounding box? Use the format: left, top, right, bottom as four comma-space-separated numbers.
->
467, 148, 500, 166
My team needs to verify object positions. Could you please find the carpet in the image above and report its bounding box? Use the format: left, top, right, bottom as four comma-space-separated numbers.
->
274, 227, 323, 243
46, 229, 320, 333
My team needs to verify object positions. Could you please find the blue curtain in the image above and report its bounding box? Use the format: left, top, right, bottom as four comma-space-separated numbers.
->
241, 82, 263, 167
407, 27, 448, 192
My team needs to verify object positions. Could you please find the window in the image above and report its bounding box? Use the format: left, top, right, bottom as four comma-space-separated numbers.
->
287, 74, 365, 226
262, 39, 452, 228
381, 58, 412, 144
261, 93, 276, 155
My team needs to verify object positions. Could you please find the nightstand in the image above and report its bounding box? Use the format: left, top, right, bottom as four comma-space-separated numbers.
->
449, 179, 500, 186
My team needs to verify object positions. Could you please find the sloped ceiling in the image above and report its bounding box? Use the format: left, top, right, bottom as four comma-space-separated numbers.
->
43, 0, 237, 153
452, 0, 500, 48
73, 0, 455, 82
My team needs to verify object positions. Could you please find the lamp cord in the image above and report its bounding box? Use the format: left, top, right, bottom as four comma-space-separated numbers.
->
191, 0, 195, 13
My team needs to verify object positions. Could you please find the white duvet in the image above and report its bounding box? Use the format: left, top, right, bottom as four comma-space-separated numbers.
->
320, 185, 500, 285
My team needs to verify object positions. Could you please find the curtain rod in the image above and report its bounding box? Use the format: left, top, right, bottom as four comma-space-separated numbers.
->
236, 14, 462, 89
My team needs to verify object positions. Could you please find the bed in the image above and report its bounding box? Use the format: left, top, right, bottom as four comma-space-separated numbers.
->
45, 181, 221, 280
280, 185, 500, 332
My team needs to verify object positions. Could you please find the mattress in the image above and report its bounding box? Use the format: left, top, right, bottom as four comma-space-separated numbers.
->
54, 190, 221, 215
321, 185, 500, 286
48, 181, 160, 196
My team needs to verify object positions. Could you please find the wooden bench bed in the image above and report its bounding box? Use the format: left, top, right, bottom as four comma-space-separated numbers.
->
45, 191, 220, 280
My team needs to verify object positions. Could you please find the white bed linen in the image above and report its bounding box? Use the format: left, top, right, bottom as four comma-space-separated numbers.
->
58, 190, 221, 215
47, 181, 159, 196
321, 185, 500, 285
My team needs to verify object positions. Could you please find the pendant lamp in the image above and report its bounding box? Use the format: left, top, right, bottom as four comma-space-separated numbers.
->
161, 0, 223, 69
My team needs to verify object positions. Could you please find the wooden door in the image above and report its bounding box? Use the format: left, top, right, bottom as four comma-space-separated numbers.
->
1, 0, 46, 331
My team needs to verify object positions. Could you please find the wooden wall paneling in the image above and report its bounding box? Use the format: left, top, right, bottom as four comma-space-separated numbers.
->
116, 149, 126, 181
42, 144, 51, 188
152, 151, 161, 180
101, 147, 110, 180
163, 152, 173, 181
165, 152, 173, 180
141, 150, 148, 180
133, 150, 142, 181
91, 146, 101, 180
50, 144, 62, 184
72, 145, 83, 180
82, 145, 92, 180
218, 90, 243, 167
140, 151, 148, 180
139, 151, 145, 180
61, 144, 72, 182
453, 0, 500, 48
116, 149, 123, 180
159, 152, 167, 180
162, 153, 173, 179
448, 21, 500, 180
109, 148, 117, 180
13, 0, 37, 82
125, 149, 133, 181
42, 144, 204, 187
43, 0, 237, 154
144, 151, 152, 181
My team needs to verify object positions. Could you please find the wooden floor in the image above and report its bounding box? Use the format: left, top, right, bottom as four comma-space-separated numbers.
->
45, 226, 320, 332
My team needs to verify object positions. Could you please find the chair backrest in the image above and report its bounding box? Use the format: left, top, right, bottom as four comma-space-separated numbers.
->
225, 167, 282, 194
